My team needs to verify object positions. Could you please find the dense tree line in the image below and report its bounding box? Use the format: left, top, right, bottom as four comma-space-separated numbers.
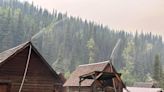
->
0, 0, 164, 86
153, 54, 164, 89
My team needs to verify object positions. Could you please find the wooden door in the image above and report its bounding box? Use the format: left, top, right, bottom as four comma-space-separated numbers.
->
0, 84, 8, 92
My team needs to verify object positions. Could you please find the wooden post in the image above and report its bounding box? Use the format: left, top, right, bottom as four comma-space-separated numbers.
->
112, 79, 117, 92
92, 74, 97, 92
79, 77, 81, 92
109, 61, 117, 92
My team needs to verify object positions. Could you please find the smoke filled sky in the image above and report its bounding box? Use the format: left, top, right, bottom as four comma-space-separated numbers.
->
21, 0, 164, 37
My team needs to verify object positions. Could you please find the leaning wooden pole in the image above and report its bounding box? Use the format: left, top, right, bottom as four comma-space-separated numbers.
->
79, 77, 81, 92
109, 39, 129, 92
109, 39, 121, 92
18, 45, 32, 92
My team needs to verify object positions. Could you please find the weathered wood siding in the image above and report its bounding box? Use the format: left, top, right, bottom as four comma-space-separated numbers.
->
0, 47, 62, 92
67, 86, 91, 92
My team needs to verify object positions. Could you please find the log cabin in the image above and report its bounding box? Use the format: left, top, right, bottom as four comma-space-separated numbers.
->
0, 41, 64, 92
64, 61, 127, 92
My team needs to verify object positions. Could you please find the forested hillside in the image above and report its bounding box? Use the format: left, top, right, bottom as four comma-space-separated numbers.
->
0, 0, 164, 86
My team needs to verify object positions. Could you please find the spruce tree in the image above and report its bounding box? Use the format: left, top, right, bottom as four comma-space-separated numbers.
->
160, 72, 164, 89
153, 54, 162, 82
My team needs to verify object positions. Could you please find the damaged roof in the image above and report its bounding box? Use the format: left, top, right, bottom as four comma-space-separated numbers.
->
64, 61, 111, 87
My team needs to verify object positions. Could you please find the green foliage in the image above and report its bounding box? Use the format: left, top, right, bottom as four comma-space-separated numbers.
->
64, 71, 71, 79
87, 38, 96, 63
121, 41, 137, 85
120, 67, 137, 86
153, 54, 162, 81
160, 72, 164, 89
122, 41, 135, 63
145, 73, 154, 82
153, 54, 164, 89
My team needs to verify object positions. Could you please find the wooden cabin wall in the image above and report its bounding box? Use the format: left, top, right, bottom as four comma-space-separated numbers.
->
0, 48, 63, 92
66, 86, 91, 92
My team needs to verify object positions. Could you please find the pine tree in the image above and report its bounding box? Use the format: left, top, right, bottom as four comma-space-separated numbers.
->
160, 71, 164, 89
121, 41, 137, 85
153, 54, 162, 82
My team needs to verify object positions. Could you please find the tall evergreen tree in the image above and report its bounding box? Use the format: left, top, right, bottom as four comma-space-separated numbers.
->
160, 71, 164, 89
121, 41, 137, 85
153, 54, 162, 82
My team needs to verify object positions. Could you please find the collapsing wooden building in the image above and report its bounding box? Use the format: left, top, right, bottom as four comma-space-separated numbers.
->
0, 42, 64, 92
64, 61, 128, 92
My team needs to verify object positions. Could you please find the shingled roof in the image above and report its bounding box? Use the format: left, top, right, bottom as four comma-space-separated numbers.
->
0, 42, 29, 64
63, 61, 111, 87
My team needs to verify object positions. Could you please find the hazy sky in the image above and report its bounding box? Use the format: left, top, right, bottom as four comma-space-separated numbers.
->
21, 0, 164, 37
